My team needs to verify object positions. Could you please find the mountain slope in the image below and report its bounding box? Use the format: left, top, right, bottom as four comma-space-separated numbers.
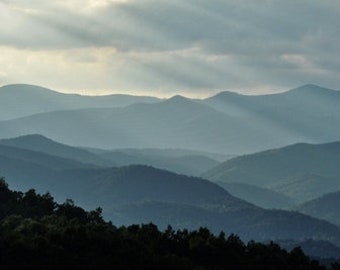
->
0, 97, 257, 153
203, 84, 340, 144
69, 165, 250, 209
0, 134, 110, 167
296, 191, 340, 227
107, 199, 340, 246
0, 144, 93, 171
203, 141, 340, 187
0, 145, 96, 192
0, 84, 160, 120
1, 84, 340, 154
98, 149, 220, 176
268, 174, 340, 203
203, 141, 340, 206
2, 159, 340, 246
217, 182, 295, 209
0, 182, 332, 268
0, 134, 220, 176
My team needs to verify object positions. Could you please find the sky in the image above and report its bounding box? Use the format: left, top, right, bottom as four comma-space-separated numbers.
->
0, 0, 340, 97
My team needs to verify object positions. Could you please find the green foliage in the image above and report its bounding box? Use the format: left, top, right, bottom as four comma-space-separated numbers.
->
0, 178, 335, 269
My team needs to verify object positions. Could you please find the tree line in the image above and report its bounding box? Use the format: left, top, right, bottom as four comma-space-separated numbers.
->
0, 177, 339, 270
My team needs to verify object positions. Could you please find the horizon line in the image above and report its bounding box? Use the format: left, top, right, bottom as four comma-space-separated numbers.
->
0, 83, 334, 99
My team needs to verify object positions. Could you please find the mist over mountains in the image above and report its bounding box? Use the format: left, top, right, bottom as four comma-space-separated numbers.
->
0, 84, 340, 154
0, 134, 221, 176
203, 141, 340, 206
0, 84, 160, 121
1, 139, 340, 249
1, 83, 340, 260
296, 191, 340, 227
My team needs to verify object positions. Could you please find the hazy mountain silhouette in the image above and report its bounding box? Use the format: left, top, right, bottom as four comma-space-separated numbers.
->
0, 84, 160, 120
0, 144, 98, 192
96, 149, 220, 176
0, 96, 253, 153
2, 83, 340, 259
296, 191, 340, 227
203, 84, 340, 146
203, 142, 340, 204
86, 147, 231, 161
0, 134, 110, 166
0, 134, 220, 176
0, 144, 93, 171
1, 155, 340, 246
217, 182, 295, 209
108, 199, 340, 245
76, 165, 252, 209
268, 174, 340, 203
0, 84, 339, 154
96, 166, 340, 245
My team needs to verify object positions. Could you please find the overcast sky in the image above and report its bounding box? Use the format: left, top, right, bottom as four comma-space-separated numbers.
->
1, 0, 339, 97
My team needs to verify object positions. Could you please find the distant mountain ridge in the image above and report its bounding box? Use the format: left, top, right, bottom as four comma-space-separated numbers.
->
2, 157, 340, 247
0, 98, 247, 152
0, 134, 110, 167
216, 182, 295, 209
269, 174, 340, 203
203, 84, 340, 149
296, 191, 340, 227
0, 134, 220, 176
1, 84, 339, 154
2, 83, 340, 259
285, 84, 340, 96
0, 143, 99, 192
203, 141, 340, 205
0, 84, 161, 120
1, 138, 340, 249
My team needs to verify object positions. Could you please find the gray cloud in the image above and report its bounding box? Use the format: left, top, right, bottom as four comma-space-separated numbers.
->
1, 0, 340, 95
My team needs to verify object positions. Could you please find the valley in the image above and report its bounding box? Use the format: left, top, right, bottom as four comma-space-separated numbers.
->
1, 84, 340, 261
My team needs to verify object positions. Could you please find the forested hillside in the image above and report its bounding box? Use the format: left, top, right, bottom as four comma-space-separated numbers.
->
0, 178, 337, 270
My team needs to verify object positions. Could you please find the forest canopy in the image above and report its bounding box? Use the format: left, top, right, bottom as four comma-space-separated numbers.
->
0, 177, 338, 270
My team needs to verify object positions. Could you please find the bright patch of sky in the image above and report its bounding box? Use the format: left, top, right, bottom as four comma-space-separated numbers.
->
0, 0, 339, 97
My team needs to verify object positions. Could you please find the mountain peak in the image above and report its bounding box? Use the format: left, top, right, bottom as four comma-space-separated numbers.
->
167, 94, 191, 103
0, 134, 52, 143
0, 84, 60, 94
0, 134, 67, 151
208, 90, 242, 100
162, 94, 201, 108
288, 84, 339, 95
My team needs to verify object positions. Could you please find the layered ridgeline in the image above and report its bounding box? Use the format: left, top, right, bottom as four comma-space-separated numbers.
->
0, 84, 160, 121
0, 135, 221, 176
0, 84, 340, 154
203, 141, 340, 208
216, 182, 295, 209
0, 180, 332, 270
296, 191, 340, 227
1, 140, 340, 253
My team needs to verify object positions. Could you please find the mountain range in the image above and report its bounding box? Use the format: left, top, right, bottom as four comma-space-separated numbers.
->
1, 135, 340, 252
0, 84, 160, 121
203, 141, 340, 206
296, 191, 340, 227
216, 182, 295, 209
0, 134, 221, 176
0, 84, 340, 154
1, 83, 340, 259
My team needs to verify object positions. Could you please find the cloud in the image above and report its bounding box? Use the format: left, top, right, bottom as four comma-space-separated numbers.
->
0, 71, 8, 81
1, 0, 340, 95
